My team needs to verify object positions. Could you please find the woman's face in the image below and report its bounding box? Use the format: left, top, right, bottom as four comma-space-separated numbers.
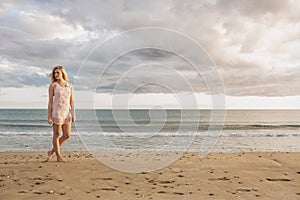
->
54, 69, 63, 80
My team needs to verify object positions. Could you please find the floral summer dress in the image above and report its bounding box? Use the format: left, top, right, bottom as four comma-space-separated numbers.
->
51, 81, 72, 125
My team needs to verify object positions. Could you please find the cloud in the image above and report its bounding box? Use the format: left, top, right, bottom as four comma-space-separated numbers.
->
0, 0, 299, 97
0, 60, 49, 87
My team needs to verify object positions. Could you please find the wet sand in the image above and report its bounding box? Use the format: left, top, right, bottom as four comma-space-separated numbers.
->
0, 151, 299, 199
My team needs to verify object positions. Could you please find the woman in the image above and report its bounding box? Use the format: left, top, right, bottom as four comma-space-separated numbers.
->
45, 66, 75, 162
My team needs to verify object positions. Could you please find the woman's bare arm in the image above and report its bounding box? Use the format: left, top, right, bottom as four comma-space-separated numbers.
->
70, 83, 76, 122
48, 83, 54, 124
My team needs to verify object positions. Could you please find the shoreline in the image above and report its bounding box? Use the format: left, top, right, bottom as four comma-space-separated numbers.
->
1, 151, 300, 199
1, 133, 300, 153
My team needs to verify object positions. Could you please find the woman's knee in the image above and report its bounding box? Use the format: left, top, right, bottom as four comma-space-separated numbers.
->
62, 124, 71, 139
53, 125, 61, 138
53, 132, 60, 139
64, 134, 70, 139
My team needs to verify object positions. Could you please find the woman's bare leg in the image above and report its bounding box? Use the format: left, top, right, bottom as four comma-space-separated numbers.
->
47, 123, 71, 161
53, 124, 67, 162
60, 123, 71, 146
56, 124, 71, 162
45, 125, 60, 162
45, 124, 67, 162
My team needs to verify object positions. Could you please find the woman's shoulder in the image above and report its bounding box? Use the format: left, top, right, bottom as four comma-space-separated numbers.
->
49, 82, 57, 89
66, 80, 73, 88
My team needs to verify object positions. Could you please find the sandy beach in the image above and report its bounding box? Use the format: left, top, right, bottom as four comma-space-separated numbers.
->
0, 151, 299, 200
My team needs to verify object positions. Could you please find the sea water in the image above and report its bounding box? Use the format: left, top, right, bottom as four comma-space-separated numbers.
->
0, 109, 299, 152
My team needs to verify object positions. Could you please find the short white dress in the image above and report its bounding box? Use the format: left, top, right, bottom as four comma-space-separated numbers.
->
51, 81, 72, 125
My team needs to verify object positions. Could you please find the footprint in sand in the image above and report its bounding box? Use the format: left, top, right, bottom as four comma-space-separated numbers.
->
32, 190, 43, 194
18, 190, 28, 193
208, 177, 230, 181
236, 188, 252, 192
159, 180, 174, 184
90, 177, 113, 181
102, 177, 113, 180
125, 181, 131, 185
101, 188, 116, 191
173, 192, 184, 195
266, 178, 291, 182
35, 181, 45, 185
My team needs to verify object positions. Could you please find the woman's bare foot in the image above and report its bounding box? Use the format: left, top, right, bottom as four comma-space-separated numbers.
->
57, 156, 68, 163
43, 150, 54, 162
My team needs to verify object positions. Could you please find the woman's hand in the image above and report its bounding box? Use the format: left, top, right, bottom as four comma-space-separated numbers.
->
72, 116, 76, 123
48, 118, 53, 125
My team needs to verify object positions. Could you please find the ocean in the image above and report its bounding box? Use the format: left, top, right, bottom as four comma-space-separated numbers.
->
0, 109, 299, 153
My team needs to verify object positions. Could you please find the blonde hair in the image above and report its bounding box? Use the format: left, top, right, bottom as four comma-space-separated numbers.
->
49, 66, 68, 83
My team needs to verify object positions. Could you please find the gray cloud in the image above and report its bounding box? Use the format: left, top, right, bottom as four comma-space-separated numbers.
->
0, 0, 299, 97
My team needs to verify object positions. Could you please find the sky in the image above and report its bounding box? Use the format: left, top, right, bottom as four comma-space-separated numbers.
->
0, 0, 299, 109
